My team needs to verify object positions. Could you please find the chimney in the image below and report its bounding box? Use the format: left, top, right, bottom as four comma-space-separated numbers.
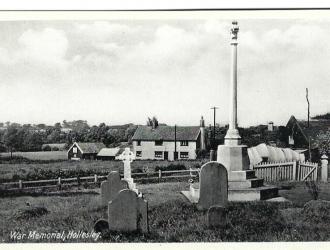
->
268, 121, 274, 132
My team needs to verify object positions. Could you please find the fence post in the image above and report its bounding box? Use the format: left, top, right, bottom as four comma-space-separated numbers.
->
292, 161, 297, 181
94, 174, 98, 184
158, 170, 161, 183
210, 150, 216, 161
18, 180, 23, 189
77, 176, 80, 187
321, 154, 328, 182
58, 177, 62, 190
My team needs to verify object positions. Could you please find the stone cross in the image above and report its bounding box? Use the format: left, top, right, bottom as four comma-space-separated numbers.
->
118, 147, 135, 181
118, 147, 137, 192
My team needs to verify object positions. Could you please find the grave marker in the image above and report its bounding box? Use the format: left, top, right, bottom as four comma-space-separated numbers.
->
108, 189, 148, 233
100, 171, 128, 206
207, 205, 227, 228
197, 162, 228, 210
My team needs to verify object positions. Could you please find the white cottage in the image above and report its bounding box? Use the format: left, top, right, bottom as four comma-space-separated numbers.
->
132, 117, 206, 161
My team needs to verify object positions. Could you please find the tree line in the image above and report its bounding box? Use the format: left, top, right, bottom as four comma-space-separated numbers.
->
0, 120, 137, 154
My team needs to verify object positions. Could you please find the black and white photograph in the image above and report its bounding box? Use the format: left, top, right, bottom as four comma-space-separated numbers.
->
0, 9, 330, 244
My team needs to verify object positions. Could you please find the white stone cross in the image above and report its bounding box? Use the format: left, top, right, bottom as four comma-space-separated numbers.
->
118, 147, 135, 182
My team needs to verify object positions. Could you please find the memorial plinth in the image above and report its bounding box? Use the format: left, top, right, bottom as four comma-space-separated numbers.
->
215, 21, 278, 201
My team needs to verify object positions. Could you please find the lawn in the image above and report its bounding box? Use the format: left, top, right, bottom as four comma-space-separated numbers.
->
0, 151, 68, 161
1, 181, 330, 242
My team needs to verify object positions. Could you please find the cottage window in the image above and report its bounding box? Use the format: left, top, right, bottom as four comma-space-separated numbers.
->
73, 147, 77, 154
155, 151, 163, 158
137, 140, 141, 146
180, 152, 189, 159
180, 141, 189, 146
155, 140, 163, 146
136, 151, 142, 157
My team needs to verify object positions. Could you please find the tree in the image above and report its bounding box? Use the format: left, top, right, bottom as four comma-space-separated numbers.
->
4, 125, 20, 158
147, 116, 159, 128
125, 124, 138, 142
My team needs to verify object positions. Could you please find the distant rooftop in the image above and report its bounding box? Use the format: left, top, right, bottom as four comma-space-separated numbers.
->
132, 125, 200, 141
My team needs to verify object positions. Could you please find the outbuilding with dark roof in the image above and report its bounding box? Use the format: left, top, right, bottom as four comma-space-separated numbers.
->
67, 142, 106, 160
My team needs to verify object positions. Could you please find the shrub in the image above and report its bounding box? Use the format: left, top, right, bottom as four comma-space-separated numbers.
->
196, 149, 208, 159
132, 168, 143, 174
42, 145, 51, 151
155, 164, 186, 172
14, 206, 49, 220
302, 200, 330, 224
52, 147, 59, 151
305, 180, 320, 200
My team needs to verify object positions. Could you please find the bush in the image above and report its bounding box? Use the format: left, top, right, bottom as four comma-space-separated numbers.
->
14, 206, 49, 220
42, 145, 51, 151
132, 168, 143, 174
155, 164, 186, 172
305, 180, 320, 200
196, 149, 208, 159
302, 200, 330, 224
52, 147, 59, 151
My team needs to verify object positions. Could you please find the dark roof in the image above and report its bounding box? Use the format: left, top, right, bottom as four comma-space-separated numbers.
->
132, 125, 200, 141
75, 142, 105, 154
286, 115, 330, 148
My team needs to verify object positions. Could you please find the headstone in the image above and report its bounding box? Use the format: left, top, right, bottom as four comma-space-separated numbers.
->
207, 205, 227, 228
197, 162, 228, 210
100, 171, 129, 206
118, 148, 137, 192
108, 189, 148, 233
94, 219, 109, 234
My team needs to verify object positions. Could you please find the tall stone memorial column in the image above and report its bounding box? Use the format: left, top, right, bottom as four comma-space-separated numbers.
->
217, 21, 250, 173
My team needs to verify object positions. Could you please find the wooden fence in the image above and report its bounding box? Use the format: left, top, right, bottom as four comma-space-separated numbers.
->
0, 168, 200, 191
253, 161, 318, 182
0, 161, 321, 192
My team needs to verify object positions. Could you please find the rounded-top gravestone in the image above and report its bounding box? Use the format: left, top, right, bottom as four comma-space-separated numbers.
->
197, 161, 228, 210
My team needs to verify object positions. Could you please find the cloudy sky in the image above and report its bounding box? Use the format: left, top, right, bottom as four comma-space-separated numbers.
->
0, 18, 329, 127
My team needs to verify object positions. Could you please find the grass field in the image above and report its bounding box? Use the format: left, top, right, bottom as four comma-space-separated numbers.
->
0, 159, 206, 183
1, 181, 330, 242
0, 151, 68, 161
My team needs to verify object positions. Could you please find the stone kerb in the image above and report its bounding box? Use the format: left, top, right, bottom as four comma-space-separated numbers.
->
100, 171, 129, 206
108, 189, 148, 233
197, 161, 228, 210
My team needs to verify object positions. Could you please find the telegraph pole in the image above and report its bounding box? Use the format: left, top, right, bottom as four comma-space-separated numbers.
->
210, 106, 219, 149
174, 124, 177, 160
306, 88, 310, 128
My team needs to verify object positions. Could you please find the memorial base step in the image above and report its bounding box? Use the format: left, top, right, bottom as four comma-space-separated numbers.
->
228, 178, 264, 189
181, 185, 279, 203
228, 185, 279, 201
228, 170, 256, 181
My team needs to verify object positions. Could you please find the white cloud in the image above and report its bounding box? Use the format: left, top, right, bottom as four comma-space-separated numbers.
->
18, 28, 69, 66
0, 20, 330, 126
0, 27, 69, 71
75, 21, 135, 42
